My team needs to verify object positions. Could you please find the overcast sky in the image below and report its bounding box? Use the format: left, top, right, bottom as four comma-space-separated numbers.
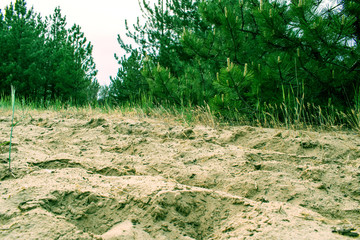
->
0, 0, 144, 86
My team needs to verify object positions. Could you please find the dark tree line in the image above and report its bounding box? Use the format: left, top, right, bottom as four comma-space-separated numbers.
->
0, 0, 99, 105
109, 0, 360, 122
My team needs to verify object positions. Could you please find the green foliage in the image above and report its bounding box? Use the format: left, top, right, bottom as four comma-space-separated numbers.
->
0, 1, 44, 99
110, 50, 148, 103
0, 0, 99, 105
111, 0, 359, 126
341, 0, 360, 42
142, 59, 182, 104
112, 0, 209, 105
211, 60, 256, 118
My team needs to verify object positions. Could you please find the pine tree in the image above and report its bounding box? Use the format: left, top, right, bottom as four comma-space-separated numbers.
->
110, 50, 148, 103
0, 9, 7, 93
113, 0, 208, 105
67, 24, 99, 104
43, 7, 98, 104
0, 1, 99, 105
0, 0, 45, 100
115, 0, 359, 122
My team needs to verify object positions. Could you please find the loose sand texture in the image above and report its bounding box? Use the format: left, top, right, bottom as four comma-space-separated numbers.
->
0, 108, 360, 239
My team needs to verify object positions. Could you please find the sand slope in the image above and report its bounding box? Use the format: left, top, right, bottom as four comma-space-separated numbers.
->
0, 109, 359, 239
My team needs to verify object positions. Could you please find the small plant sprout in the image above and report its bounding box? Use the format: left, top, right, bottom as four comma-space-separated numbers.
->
9, 85, 16, 177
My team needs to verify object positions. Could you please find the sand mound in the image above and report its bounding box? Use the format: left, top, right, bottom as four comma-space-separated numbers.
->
0, 109, 359, 239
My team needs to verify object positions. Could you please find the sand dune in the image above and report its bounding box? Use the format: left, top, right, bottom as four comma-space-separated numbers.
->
0, 109, 359, 239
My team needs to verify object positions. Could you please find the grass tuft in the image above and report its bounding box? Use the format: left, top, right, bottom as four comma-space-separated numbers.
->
0, 92, 359, 132
9, 85, 16, 176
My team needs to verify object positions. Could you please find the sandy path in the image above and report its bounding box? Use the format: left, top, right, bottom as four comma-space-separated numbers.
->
0, 109, 359, 239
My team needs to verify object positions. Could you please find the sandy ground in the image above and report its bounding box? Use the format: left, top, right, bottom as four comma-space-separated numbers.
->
0, 108, 360, 239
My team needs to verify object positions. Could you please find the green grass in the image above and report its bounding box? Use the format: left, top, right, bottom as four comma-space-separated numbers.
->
0, 94, 359, 131
8, 85, 16, 176
253, 101, 359, 130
